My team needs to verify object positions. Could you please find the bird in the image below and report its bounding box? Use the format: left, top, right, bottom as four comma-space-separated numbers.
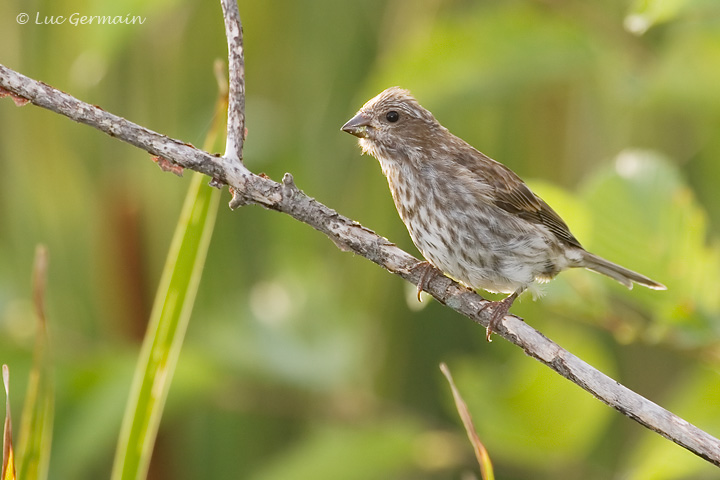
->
341, 87, 665, 340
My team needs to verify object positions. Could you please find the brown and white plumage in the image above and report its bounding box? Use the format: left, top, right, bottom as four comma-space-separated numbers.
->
342, 87, 665, 338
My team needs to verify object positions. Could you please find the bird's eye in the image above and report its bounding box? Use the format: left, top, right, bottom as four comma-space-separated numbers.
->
386, 111, 399, 123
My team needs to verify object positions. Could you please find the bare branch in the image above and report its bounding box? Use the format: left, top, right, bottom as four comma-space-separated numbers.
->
1, 2, 719, 467
0, 66, 226, 180
220, 0, 246, 165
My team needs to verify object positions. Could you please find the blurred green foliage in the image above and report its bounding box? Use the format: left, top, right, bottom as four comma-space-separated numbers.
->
1, 0, 720, 478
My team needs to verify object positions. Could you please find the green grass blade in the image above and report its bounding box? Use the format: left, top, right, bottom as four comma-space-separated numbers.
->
110, 172, 221, 480
440, 363, 495, 480
3, 365, 17, 480
16, 246, 54, 480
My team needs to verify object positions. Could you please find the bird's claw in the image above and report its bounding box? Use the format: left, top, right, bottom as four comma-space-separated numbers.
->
414, 261, 435, 302
478, 292, 520, 342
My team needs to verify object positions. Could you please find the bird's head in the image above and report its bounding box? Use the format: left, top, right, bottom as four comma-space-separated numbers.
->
341, 87, 442, 160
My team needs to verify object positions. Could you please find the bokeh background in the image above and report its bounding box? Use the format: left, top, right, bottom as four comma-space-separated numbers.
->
2, 0, 720, 478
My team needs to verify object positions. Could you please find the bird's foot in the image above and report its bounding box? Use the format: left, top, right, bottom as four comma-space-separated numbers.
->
413, 261, 437, 302
478, 291, 519, 342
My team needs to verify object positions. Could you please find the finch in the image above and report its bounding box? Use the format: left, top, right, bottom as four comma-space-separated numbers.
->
342, 87, 665, 340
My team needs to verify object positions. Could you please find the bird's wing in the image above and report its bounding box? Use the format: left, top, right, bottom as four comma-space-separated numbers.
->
460, 149, 583, 249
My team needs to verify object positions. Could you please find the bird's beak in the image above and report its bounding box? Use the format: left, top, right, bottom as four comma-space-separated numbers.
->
341, 113, 372, 138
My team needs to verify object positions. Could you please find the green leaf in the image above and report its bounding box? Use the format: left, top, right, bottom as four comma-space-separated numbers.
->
580, 150, 720, 339
110, 172, 220, 480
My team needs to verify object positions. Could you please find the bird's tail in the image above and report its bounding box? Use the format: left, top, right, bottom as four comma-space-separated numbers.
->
580, 251, 666, 290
